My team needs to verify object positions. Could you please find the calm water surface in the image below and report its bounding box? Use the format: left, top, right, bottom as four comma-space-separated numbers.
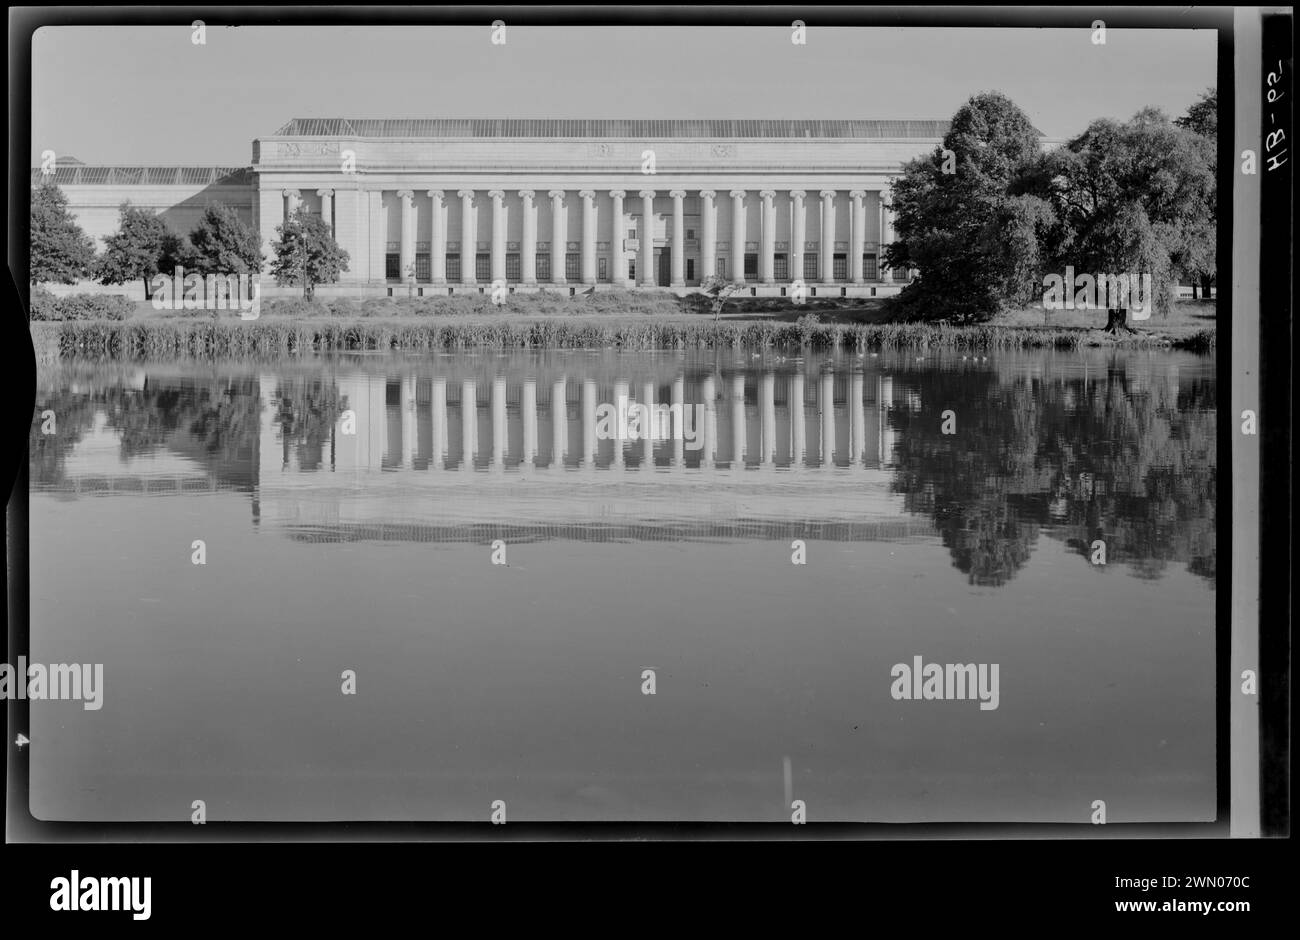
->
28, 346, 1216, 822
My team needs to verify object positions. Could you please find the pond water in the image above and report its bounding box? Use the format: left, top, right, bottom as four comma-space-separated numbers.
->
27, 346, 1217, 823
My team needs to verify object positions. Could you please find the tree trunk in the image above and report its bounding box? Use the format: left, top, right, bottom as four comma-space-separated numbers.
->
1200, 274, 1214, 299
1103, 307, 1137, 335
1190, 282, 1198, 300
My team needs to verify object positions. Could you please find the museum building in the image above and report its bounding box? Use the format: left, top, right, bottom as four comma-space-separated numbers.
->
36, 118, 984, 297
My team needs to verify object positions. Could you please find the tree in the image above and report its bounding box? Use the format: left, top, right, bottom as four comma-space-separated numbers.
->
95, 203, 172, 300
885, 92, 1055, 322
699, 273, 741, 321
186, 202, 264, 277
30, 181, 96, 286
1174, 88, 1217, 299
269, 208, 349, 300
1045, 107, 1215, 332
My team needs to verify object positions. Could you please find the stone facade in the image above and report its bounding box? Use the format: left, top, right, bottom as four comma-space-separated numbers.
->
36, 118, 1002, 298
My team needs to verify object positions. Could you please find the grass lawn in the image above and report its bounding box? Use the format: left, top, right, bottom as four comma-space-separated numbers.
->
124, 293, 1215, 341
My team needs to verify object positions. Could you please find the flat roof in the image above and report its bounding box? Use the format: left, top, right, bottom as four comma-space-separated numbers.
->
31, 167, 254, 186
269, 118, 958, 139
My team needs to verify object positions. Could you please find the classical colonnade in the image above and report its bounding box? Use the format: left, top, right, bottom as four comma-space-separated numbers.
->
262, 371, 901, 474
277, 186, 902, 287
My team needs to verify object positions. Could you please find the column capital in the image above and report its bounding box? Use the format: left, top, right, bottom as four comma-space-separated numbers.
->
789, 189, 806, 199
518, 189, 535, 199
397, 189, 415, 201
609, 189, 626, 199
282, 188, 298, 198
729, 189, 747, 198
548, 189, 566, 200
760, 190, 776, 200
488, 189, 505, 200
427, 189, 445, 201
638, 189, 656, 199
850, 189, 867, 199
457, 189, 475, 199
316, 188, 334, 198
669, 189, 687, 199
699, 189, 716, 199
819, 189, 837, 199
579, 190, 596, 199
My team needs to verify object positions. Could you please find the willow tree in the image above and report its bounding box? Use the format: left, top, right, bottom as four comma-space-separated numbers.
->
1045, 107, 1215, 333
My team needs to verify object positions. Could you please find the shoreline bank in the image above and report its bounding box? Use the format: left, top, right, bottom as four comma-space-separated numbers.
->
30, 315, 1216, 361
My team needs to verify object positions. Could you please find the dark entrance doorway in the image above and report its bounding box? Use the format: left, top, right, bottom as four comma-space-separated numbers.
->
656, 249, 670, 287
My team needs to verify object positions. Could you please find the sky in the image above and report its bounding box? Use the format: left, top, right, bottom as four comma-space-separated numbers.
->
31, 25, 1217, 166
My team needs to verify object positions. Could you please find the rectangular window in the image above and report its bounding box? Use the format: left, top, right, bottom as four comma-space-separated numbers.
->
686, 259, 695, 282
686, 229, 696, 240
893, 267, 909, 282
774, 253, 789, 281
536, 254, 550, 281
506, 254, 521, 282
566, 253, 581, 281
627, 228, 636, 239
476, 254, 491, 281
744, 253, 758, 278
415, 254, 431, 282
716, 258, 726, 279
804, 253, 819, 281
863, 254, 878, 280
446, 256, 461, 282
599, 257, 608, 282
628, 260, 636, 281
833, 253, 847, 281
385, 253, 400, 281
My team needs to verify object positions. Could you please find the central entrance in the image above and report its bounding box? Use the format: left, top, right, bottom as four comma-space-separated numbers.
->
656, 248, 670, 287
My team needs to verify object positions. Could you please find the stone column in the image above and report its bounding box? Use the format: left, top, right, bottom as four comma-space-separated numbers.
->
522, 380, 538, 467
699, 190, 716, 280
431, 377, 447, 469
879, 188, 894, 280
549, 190, 566, 285
580, 190, 597, 285
551, 377, 567, 467
428, 190, 447, 284
400, 374, 416, 468
760, 371, 776, 465
397, 190, 415, 284
489, 190, 506, 284
669, 190, 686, 287
850, 190, 866, 284
790, 191, 806, 285
283, 189, 300, 220
820, 369, 835, 466
789, 374, 805, 467
317, 189, 334, 235
638, 190, 656, 287
730, 190, 746, 285
458, 189, 476, 284
610, 190, 627, 285
519, 190, 537, 285
730, 373, 746, 467
760, 190, 776, 284
819, 190, 836, 283
491, 377, 506, 470
257, 187, 284, 270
